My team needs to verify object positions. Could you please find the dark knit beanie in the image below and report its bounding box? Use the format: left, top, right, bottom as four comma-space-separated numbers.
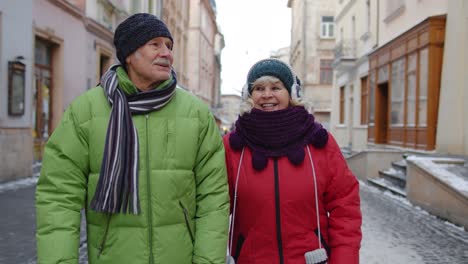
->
247, 59, 295, 94
114, 13, 173, 65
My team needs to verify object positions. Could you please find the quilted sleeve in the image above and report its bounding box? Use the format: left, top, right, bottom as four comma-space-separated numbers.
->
36, 103, 89, 264
192, 109, 230, 264
323, 134, 362, 264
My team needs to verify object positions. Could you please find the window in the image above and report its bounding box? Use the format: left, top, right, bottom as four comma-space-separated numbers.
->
320, 59, 333, 84
360, 76, 368, 125
98, 2, 114, 30
34, 38, 53, 142
321, 16, 334, 38
378, 65, 389, 83
339, 86, 345, 124
369, 71, 376, 124
99, 53, 110, 79
407, 53, 417, 126
390, 58, 405, 126
419, 48, 428, 127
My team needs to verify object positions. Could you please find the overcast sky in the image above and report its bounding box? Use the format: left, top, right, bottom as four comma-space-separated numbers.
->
216, 0, 291, 95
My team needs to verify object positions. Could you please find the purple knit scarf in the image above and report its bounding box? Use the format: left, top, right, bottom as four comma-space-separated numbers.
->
229, 106, 329, 171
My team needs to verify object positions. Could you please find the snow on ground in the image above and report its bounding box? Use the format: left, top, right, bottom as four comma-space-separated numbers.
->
359, 183, 424, 263
0, 162, 41, 194
361, 180, 466, 232
407, 156, 468, 197
0, 176, 38, 194
359, 181, 468, 263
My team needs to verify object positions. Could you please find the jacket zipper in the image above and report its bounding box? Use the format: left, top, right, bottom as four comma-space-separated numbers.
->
179, 200, 195, 243
145, 115, 155, 264
273, 159, 285, 264
97, 214, 112, 258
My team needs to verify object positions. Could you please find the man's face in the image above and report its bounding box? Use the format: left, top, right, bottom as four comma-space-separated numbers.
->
126, 37, 174, 89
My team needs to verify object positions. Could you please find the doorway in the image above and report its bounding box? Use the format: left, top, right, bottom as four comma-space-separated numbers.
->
33, 38, 54, 161
375, 82, 389, 144
348, 85, 354, 147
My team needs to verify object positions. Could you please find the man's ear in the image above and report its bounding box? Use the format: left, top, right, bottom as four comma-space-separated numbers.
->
125, 55, 131, 66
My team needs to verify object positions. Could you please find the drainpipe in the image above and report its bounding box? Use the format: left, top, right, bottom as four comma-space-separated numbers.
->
302, 0, 308, 107
374, 0, 380, 48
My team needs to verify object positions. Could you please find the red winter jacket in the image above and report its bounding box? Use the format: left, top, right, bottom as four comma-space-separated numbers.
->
223, 133, 361, 264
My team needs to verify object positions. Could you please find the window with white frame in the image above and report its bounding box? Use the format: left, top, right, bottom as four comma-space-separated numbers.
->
321, 16, 334, 39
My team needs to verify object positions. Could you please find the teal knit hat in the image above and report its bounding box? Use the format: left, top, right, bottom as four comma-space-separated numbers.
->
246, 58, 295, 94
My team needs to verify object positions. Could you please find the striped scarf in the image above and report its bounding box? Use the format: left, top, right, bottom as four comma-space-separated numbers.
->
90, 64, 177, 214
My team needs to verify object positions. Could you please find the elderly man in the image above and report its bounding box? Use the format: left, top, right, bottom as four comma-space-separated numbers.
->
36, 13, 229, 264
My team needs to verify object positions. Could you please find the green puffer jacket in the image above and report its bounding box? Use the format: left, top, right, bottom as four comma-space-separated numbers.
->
36, 80, 230, 264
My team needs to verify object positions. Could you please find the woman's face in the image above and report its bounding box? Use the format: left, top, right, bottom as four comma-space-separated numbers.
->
250, 78, 290, 111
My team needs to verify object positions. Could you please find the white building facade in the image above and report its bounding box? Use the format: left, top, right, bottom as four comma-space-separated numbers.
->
330, 0, 378, 150
288, 0, 336, 129
329, 0, 465, 154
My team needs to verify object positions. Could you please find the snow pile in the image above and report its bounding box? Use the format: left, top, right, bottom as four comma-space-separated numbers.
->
0, 176, 38, 194
407, 156, 468, 197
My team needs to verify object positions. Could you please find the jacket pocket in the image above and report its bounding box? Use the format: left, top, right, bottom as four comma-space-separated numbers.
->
97, 214, 112, 258
234, 234, 245, 261
179, 200, 195, 243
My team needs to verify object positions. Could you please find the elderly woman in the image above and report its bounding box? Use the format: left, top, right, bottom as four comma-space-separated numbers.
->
223, 59, 362, 264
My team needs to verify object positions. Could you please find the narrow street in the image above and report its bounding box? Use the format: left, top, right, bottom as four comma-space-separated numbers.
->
1, 179, 467, 264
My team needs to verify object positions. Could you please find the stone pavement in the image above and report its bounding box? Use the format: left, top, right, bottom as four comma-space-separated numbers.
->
0, 182, 87, 264
0, 185, 36, 264
359, 182, 468, 263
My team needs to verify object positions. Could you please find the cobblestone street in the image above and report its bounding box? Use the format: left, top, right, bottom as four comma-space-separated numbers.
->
359, 182, 468, 263
1, 180, 468, 264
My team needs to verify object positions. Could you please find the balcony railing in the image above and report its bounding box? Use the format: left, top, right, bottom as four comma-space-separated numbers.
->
334, 39, 357, 60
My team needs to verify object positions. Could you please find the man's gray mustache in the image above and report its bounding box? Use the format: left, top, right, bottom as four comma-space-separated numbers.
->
152, 58, 170, 65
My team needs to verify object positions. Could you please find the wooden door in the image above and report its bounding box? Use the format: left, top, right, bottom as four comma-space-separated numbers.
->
375, 82, 389, 144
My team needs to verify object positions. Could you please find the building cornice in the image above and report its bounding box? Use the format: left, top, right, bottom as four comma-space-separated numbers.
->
202, 0, 218, 31
369, 15, 446, 57
84, 17, 114, 43
47, 0, 114, 43
47, 0, 84, 20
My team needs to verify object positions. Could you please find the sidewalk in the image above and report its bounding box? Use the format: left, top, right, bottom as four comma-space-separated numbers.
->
0, 183, 36, 264
0, 177, 87, 264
